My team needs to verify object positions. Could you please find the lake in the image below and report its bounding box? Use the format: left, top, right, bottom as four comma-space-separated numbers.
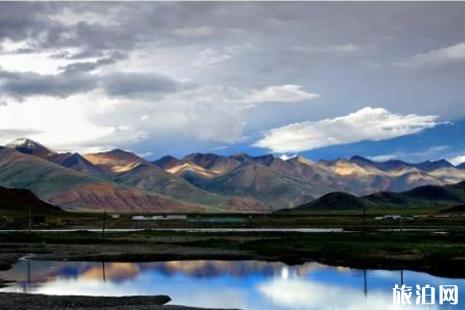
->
1, 259, 463, 309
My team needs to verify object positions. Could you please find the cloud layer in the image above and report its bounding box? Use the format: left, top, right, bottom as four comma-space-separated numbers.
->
396, 42, 465, 69
0, 2, 464, 158
254, 107, 440, 153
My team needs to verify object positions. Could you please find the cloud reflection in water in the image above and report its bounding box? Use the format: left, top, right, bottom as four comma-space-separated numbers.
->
0, 260, 462, 310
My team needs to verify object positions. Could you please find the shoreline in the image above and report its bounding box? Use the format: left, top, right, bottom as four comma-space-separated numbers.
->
0, 293, 236, 310
1, 230, 465, 278
1, 230, 465, 309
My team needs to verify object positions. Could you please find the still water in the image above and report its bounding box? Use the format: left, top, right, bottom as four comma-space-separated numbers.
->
1, 259, 463, 309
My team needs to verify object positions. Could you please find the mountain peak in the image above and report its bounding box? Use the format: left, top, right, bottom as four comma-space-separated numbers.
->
415, 159, 453, 171
6, 138, 56, 158
350, 155, 372, 162
107, 148, 135, 155
153, 155, 180, 169
84, 149, 145, 173
290, 155, 313, 166
230, 152, 251, 161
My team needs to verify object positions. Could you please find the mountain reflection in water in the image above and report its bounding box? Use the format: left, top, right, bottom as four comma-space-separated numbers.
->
1, 259, 464, 310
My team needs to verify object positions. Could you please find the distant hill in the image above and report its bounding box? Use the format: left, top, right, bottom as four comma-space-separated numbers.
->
288, 180, 465, 212
440, 204, 465, 214
291, 192, 365, 211
364, 181, 465, 208
0, 186, 64, 215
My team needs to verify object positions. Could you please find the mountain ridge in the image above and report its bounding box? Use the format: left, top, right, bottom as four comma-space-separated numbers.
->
2, 138, 465, 212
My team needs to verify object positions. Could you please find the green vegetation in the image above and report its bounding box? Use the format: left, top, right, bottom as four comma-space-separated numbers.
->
1, 230, 465, 278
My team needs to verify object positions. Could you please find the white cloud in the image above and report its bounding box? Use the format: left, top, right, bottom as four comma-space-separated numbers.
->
0, 51, 69, 75
246, 84, 319, 104
258, 278, 427, 310
191, 44, 253, 71
50, 7, 120, 27
279, 154, 294, 161
191, 48, 232, 70
137, 151, 153, 158
254, 107, 439, 153
0, 93, 137, 152
396, 42, 465, 69
368, 154, 399, 162
0, 82, 318, 153
450, 155, 465, 166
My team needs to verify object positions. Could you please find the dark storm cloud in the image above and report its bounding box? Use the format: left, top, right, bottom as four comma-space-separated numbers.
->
60, 51, 127, 74
0, 68, 183, 99
0, 3, 59, 42
2, 2, 465, 52
102, 72, 183, 97
0, 3, 134, 57
0, 2, 313, 55
1, 2, 465, 118
1, 2, 465, 158
0, 70, 97, 99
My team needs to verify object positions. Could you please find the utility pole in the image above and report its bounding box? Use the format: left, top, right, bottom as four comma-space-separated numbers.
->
102, 210, 106, 243
27, 258, 31, 293
400, 216, 403, 243
102, 261, 106, 282
28, 204, 32, 231
363, 203, 367, 231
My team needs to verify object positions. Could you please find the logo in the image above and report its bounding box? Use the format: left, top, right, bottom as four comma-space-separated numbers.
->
393, 284, 458, 305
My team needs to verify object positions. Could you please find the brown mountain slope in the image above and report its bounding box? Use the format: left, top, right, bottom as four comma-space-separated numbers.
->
199, 163, 315, 210
0, 148, 206, 212
112, 162, 229, 207
49, 152, 106, 176
48, 183, 208, 212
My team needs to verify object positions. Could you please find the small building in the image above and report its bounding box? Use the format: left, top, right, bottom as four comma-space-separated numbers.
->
152, 215, 187, 220
111, 214, 120, 220
132, 215, 187, 221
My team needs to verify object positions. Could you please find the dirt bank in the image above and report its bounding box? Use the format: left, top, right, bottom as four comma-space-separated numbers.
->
0, 293, 237, 310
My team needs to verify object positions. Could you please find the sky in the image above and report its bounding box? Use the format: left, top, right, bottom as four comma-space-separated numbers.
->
0, 2, 464, 163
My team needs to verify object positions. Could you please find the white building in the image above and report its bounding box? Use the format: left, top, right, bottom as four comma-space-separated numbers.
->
132, 215, 187, 221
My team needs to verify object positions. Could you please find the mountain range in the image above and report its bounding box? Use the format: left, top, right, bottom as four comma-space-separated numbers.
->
1, 138, 465, 212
